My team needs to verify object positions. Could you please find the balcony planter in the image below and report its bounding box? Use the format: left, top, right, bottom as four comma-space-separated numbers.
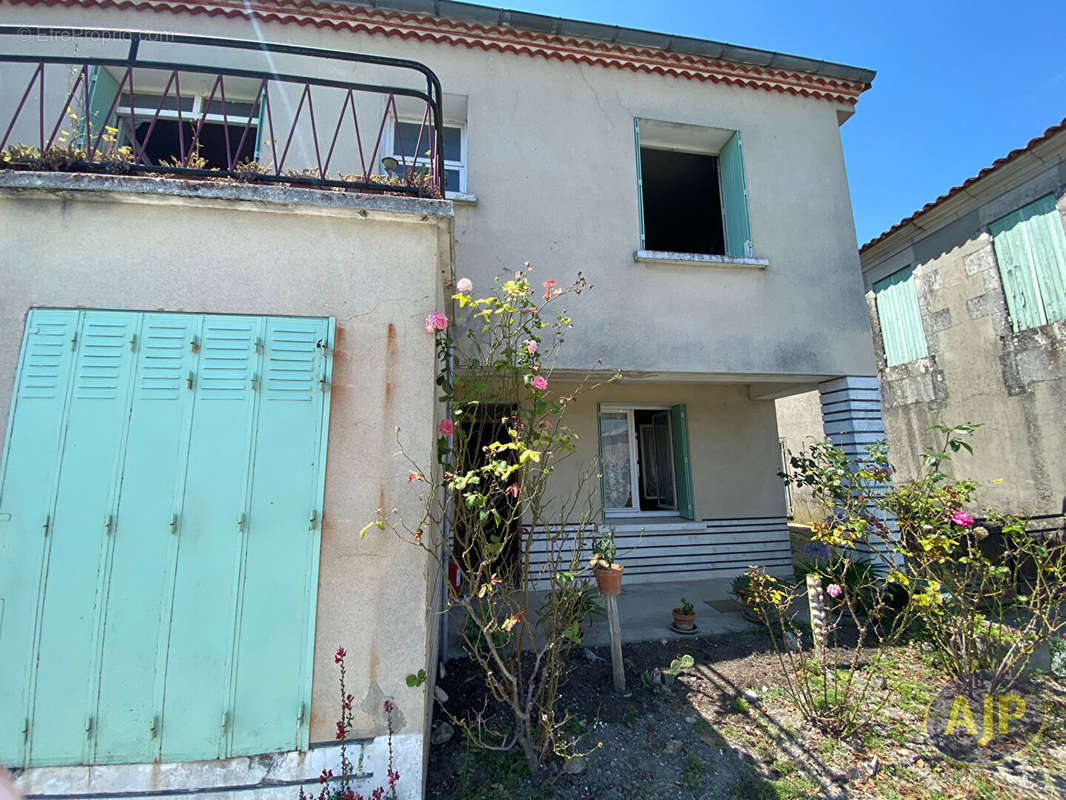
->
593, 564, 623, 596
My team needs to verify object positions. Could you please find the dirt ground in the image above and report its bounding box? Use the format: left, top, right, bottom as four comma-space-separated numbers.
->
426, 631, 1066, 800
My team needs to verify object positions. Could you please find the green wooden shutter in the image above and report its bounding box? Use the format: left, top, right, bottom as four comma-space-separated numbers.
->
29, 312, 139, 766
719, 131, 752, 258
873, 266, 928, 366
596, 403, 607, 523
161, 315, 262, 762
0, 310, 80, 767
634, 120, 646, 250
991, 205, 1047, 331
85, 66, 121, 153
93, 314, 200, 764
230, 317, 330, 755
669, 404, 695, 520
1, 311, 331, 768
1024, 196, 1066, 324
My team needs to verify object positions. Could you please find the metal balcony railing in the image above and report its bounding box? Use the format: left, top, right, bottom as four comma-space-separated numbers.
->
0, 26, 445, 196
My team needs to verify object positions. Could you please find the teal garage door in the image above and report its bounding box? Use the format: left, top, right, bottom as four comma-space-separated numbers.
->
0, 309, 333, 767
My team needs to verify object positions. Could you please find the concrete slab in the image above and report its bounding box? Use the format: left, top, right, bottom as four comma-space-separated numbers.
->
444, 577, 762, 659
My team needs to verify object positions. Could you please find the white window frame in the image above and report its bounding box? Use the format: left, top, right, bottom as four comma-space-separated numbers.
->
599, 403, 679, 519
386, 117, 467, 195
113, 92, 261, 161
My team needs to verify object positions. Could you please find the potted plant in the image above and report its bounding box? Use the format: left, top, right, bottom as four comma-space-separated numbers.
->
672, 597, 696, 631
590, 528, 623, 595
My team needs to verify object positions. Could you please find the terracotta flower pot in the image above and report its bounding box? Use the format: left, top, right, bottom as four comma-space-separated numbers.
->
594, 564, 623, 596
672, 610, 696, 631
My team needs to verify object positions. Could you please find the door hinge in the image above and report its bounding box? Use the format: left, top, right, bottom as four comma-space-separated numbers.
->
150, 715, 160, 738
190, 336, 200, 354
250, 373, 259, 392
42, 515, 50, 536
129, 333, 138, 352
187, 371, 194, 391
297, 703, 306, 725
104, 514, 113, 535
85, 717, 94, 735
169, 513, 178, 535
255, 337, 264, 355
70, 331, 78, 351
308, 510, 317, 531
319, 371, 330, 393
221, 710, 230, 731
21, 718, 29, 738
236, 513, 246, 533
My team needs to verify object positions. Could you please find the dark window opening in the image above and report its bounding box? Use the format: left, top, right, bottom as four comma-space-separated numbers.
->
640, 147, 725, 255
129, 119, 257, 169
633, 409, 677, 512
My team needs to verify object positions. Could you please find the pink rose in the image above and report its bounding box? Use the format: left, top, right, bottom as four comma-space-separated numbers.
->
950, 511, 974, 527
531, 375, 548, 391
826, 583, 843, 599
525, 339, 538, 354
439, 418, 454, 436
456, 277, 473, 292
424, 311, 448, 333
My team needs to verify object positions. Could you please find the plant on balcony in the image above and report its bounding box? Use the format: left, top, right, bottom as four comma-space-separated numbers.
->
363, 266, 616, 778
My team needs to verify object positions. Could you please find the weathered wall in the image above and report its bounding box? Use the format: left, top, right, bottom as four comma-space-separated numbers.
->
863, 171, 1066, 516
0, 4, 877, 381
777, 136, 1066, 518
773, 390, 825, 524
543, 380, 787, 523
0, 174, 452, 761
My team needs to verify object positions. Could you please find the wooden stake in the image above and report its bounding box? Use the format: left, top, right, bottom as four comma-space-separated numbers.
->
604, 593, 625, 692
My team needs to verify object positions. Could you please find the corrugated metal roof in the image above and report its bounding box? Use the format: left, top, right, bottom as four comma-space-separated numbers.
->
861, 117, 1066, 253
353, 0, 876, 87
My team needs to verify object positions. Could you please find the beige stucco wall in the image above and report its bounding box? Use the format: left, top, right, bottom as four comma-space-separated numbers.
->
0, 174, 452, 749
0, 4, 877, 382
544, 380, 787, 523
773, 389, 826, 524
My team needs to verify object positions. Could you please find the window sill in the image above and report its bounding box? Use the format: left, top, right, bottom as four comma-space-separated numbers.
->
634, 250, 769, 269
446, 191, 478, 205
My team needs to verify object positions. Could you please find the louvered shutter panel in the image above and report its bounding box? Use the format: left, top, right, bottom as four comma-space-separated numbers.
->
94, 315, 201, 764
161, 316, 262, 762
719, 131, 752, 258
991, 207, 1046, 331
30, 312, 139, 766
85, 66, 120, 155
670, 405, 695, 520
230, 317, 330, 755
0, 310, 80, 767
874, 267, 928, 366
1025, 196, 1066, 324
596, 403, 608, 522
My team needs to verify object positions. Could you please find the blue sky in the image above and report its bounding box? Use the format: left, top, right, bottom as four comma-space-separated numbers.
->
468, 0, 1066, 246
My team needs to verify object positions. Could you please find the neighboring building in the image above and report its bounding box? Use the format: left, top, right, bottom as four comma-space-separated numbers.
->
778, 118, 1066, 523
0, 2, 882, 797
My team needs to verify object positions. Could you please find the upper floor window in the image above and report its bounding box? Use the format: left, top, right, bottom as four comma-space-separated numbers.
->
386, 119, 466, 194
989, 194, 1066, 332
87, 67, 260, 169
634, 119, 752, 258
873, 265, 927, 366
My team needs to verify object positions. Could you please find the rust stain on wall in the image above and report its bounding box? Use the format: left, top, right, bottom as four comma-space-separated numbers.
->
384, 323, 397, 410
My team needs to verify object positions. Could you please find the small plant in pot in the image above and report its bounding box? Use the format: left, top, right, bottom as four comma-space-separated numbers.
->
672, 597, 696, 631
590, 528, 623, 595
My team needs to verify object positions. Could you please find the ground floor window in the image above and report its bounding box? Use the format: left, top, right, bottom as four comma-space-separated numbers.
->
597, 403, 694, 519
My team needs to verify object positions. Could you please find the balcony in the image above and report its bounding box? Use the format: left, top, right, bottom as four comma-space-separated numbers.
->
0, 25, 446, 196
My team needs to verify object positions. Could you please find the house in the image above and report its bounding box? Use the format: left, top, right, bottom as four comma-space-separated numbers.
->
0, 2, 882, 798
778, 118, 1066, 524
